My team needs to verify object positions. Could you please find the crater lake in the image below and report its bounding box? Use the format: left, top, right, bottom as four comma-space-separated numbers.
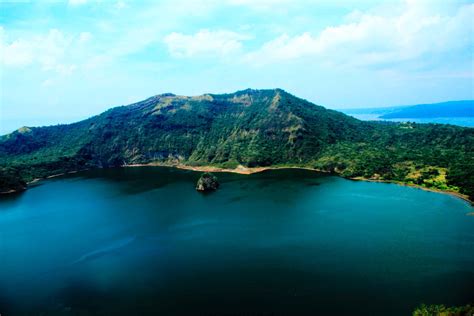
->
0, 167, 473, 315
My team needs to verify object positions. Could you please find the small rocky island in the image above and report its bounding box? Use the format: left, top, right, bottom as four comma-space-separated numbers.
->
196, 172, 219, 192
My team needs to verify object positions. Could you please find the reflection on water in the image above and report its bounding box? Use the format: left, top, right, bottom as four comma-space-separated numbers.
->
72, 236, 136, 265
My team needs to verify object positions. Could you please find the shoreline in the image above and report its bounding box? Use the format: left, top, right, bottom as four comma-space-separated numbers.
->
124, 163, 472, 205
123, 162, 327, 175
3, 163, 472, 205
0, 189, 21, 194
348, 176, 472, 205
28, 170, 82, 185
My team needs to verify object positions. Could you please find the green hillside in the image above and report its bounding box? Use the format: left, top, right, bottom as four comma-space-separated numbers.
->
1, 89, 473, 201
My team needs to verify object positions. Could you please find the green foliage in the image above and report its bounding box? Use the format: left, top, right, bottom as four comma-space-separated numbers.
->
413, 303, 474, 316
312, 123, 473, 199
0, 166, 26, 193
196, 172, 219, 191
0, 89, 473, 200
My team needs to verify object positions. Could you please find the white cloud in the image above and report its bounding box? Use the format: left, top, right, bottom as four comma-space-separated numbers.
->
0, 28, 89, 76
244, 1, 474, 69
115, 1, 127, 10
227, 0, 294, 10
2, 40, 34, 67
164, 29, 251, 58
1, 29, 70, 71
0, 26, 32, 67
41, 78, 54, 87
68, 0, 88, 6
78, 31, 92, 43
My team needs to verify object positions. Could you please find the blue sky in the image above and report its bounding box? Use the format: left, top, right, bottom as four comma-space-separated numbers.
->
0, 0, 473, 134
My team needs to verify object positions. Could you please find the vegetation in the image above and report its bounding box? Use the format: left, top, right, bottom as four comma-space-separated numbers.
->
0, 166, 26, 193
196, 172, 219, 192
413, 303, 474, 316
0, 89, 473, 200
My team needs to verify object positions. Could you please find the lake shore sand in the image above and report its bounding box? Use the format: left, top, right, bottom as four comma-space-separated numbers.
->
123, 162, 326, 175
349, 176, 472, 205
9, 163, 471, 205
124, 162, 472, 205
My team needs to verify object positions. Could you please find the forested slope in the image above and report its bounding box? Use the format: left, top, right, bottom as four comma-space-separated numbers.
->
1, 89, 472, 200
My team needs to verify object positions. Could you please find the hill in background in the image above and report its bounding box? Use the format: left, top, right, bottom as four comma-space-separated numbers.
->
341, 100, 474, 127
1, 89, 473, 200
381, 100, 473, 119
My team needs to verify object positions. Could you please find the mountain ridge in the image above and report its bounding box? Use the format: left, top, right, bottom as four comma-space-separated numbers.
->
1, 89, 473, 201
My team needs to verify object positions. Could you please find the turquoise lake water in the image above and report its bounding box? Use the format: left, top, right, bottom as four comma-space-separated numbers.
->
0, 167, 473, 315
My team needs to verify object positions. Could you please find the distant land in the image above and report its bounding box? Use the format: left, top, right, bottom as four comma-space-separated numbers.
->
1, 89, 473, 201
340, 100, 474, 127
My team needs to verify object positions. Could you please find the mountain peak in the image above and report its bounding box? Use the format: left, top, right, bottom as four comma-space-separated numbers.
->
158, 93, 176, 98
0, 89, 472, 200
232, 88, 286, 96
17, 126, 32, 134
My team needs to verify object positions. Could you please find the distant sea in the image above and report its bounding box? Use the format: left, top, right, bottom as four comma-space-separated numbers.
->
349, 114, 474, 127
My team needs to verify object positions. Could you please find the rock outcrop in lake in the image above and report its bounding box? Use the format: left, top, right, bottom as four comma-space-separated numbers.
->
196, 172, 219, 192
0, 88, 473, 201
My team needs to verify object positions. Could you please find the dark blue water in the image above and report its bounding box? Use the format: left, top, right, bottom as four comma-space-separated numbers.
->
0, 167, 473, 315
